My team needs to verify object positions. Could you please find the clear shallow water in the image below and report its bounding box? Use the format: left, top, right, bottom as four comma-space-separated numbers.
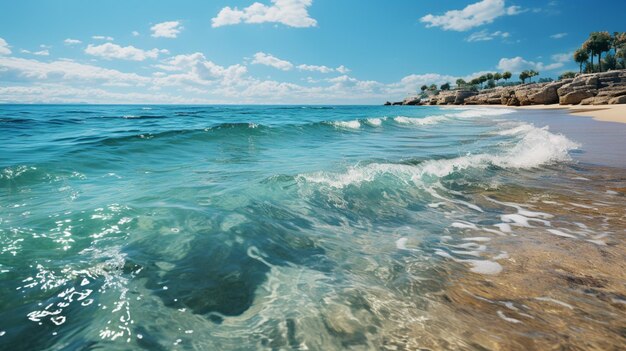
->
1, 105, 625, 350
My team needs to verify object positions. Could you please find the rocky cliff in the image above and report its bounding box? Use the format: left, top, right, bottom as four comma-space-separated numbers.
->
386, 69, 626, 106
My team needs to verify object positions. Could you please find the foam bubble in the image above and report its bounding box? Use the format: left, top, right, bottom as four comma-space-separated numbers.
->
393, 115, 446, 126
365, 118, 384, 126
547, 229, 577, 239
332, 120, 361, 129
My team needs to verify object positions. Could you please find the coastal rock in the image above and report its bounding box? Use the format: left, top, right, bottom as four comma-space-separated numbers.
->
384, 101, 392, 106
596, 86, 626, 98
384, 69, 626, 106
560, 90, 595, 105
437, 92, 456, 105
454, 90, 477, 105
580, 96, 610, 105
609, 95, 626, 104
402, 96, 421, 105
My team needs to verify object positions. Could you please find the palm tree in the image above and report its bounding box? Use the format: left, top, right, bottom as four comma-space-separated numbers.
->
519, 71, 529, 84
584, 32, 611, 72
502, 71, 512, 83
528, 70, 539, 83
494, 72, 502, 83
478, 75, 488, 89
611, 32, 626, 56
573, 48, 589, 73
420, 85, 428, 92
456, 78, 467, 88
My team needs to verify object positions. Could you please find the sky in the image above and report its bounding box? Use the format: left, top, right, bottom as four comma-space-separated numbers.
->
0, 0, 624, 104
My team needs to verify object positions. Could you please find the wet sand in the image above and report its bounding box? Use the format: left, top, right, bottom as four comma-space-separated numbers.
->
413, 168, 626, 351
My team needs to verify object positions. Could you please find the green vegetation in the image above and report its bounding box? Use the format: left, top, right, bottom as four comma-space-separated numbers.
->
558, 71, 577, 80
519, 70, 539, 84
576, 31, 625, 73
414, 32, 625, 95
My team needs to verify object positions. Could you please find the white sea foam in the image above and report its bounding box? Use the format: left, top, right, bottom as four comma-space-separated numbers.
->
547, 228, 577, 239
332, 120, 361, 129
435, 249, 502, 275
365, 117, 385, 126
299, 123, 578, 189
394, 115, 447, 126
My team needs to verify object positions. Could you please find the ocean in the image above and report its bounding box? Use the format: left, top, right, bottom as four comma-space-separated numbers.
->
1, 105, 625, 350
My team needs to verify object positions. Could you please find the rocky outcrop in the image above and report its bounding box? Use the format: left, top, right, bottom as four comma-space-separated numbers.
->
385, 69, 626, 107
402, 96, 421, 105
560, 90, 595, 105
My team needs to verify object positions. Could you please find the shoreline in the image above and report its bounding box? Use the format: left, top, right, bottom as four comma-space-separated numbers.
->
515, 104, 626, 124
444, 104, 626, 124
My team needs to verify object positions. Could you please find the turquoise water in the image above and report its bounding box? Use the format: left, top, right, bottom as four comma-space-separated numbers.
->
1, 105, 624, 350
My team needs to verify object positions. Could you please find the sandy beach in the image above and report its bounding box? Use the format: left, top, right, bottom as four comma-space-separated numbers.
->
515, 104, 626, 124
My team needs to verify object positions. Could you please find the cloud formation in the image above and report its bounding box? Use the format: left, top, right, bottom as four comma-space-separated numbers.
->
252, 52, 294, 70
85, 43, 168, 61
64, 38, 82, 45
420, 0, 522, 31
0, 56, 150, 86
550, 32, 567, 39
466, 30, 510, 42
151, 21, 183, 38
497, 53, 570, 73
92, 35, 114, 41
0, 37, 11, 55
212, 0, 317, 28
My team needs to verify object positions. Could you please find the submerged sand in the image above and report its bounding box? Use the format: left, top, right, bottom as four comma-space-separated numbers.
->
404, 167, 626, 351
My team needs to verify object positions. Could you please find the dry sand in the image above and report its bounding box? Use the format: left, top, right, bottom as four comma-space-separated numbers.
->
516, 104, 626, 124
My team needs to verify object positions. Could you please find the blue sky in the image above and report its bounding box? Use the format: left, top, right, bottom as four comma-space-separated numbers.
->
0, 0, 624, 104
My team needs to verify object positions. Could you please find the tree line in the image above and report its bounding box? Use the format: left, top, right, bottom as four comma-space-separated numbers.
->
573, 31, 625, 73
417, 31, 626, 96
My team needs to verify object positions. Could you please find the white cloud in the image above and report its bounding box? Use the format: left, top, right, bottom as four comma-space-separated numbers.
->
497, 54, 568, 73
92, 35, 114, 41
0, 56, 150, 86
85, 43, 168, 61
0, 37, 11, 55
466, 29, 510, 42
336, 65, 350, 74
212, 0, 317, 28
550, 32, 567, 39
151, 21, 183, 38
64, 38, 82, 45
297, 64, 350, 74
154, 53, 248, 87
132, 31, 140, 37
251, 52, 294, 70
297, 64, 333, 73
420, 0, 523, 31
20, 49, 50, 56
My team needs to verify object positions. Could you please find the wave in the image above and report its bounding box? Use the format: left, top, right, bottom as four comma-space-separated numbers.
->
365, 117, 386, 126
330, 120, 361, 129
296, 124, 579, 188
394, 115, 447, 126
392, 108, 516, 127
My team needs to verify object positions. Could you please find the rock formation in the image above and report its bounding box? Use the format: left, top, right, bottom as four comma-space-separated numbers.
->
386, 69, 626, 106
